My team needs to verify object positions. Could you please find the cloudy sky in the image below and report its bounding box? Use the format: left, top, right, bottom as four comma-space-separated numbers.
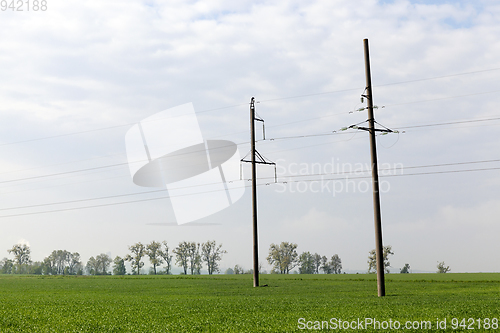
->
1, 0, 499, 274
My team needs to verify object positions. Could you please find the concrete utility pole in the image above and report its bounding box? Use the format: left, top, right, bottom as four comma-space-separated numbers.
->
250, 97, 259, 287
241, 98, 275, 287
363, 38, 386, 297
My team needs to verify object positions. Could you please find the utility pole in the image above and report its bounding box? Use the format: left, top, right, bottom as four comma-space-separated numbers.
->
250, 97, 259, 287
363, 38, 385, 297
240, 97, 276, 287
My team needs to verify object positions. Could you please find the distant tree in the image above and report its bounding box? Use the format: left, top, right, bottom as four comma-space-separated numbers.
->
312, 253, 322, 274
233, 264, 244, 274
50, 250, 71, 275
55, 250, 70, 275
437, 261, 450, 273
330, 254, 342, 274
298, 252, 315, 274
173, 241, 202, 275
320, 256, 332, 274
368, 245, 394, 274
67, 252, 82, 275
187, 242, 202, 275
113, 256, 126, 275
41, 257, 54, 275
125, 242, 145, 275
266, 242, 298, 274
41, 250, 70, 275
86, 257, 99, 275
96, 254, 112, 275
318, 254, 342, 274
160, 241, 173, 275
0, 258, 14, 274
146, 241, 164, 275
174, 242, 190, 275
201, 240, 227, 275
400, 263, 410, 274
225, 268, 234, 274
8, 244, 31, 274
28, 261, 43, 275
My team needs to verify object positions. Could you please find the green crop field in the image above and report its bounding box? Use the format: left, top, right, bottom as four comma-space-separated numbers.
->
0, 273, 499, 332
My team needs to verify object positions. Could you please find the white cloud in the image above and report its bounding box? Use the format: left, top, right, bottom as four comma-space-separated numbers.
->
0, 0, 499, 271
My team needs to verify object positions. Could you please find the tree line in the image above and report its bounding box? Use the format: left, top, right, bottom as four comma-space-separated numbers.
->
225, 242, 343, 275
0, 240, 226, 276
265, 241, 342, 274
12, 241, 452, 275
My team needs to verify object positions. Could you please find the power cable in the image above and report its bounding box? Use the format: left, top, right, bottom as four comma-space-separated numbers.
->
0, 165, 498, 219
394, 116, 500, 130
1, 158, 499, 216
256, 158, 500, 181
1, 67, 499, 147
2, 114, 500, 185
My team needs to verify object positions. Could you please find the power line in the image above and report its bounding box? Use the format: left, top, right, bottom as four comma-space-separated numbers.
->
0, 164, 498, 219
0, 183, 253, 219
0, 140, 251, 185
256, 158, 500, 181
263, 115, 500, 141
0, 163, 127, 184
258, 88, 361, 103
274, 166, 500, 184
1, 158, 499, 217
2, 114, 500, 186
384, 89, 500, 108
1, 67, 499, 148
212, 91, 500, 141
0, 188, 166, 211
258, 68, 500, 103
376, 67, 500, 87
394, 116, 500, 129
0, 103, 249, 147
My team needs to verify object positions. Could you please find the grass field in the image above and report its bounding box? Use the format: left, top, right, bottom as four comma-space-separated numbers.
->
0, 273, 499, 332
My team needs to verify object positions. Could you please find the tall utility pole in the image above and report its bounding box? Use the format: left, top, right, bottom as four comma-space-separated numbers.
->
250, 97, 259, 287
363, 38, 385, 297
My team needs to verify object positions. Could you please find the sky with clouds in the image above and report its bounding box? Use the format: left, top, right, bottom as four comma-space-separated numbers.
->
1, 0, 499, 274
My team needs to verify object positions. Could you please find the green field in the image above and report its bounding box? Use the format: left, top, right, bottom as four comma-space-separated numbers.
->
0, 273, 499, 332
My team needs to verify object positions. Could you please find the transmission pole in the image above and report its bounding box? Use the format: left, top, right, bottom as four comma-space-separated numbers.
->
250, 97, 259, 287
240, 97, 277, 287
363, 38, 385, 297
